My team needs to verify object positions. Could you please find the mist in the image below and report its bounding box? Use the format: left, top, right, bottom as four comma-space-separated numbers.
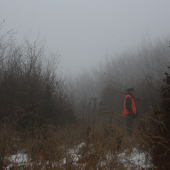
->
1, 1, 170, 169
1, 0, 170, 74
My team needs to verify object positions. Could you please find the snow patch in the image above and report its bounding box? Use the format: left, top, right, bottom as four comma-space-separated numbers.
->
6, 143, 152, 169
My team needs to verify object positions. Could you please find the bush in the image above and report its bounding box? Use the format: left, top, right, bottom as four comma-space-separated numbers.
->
0, 32, 76, 129
140, 66, 170, 169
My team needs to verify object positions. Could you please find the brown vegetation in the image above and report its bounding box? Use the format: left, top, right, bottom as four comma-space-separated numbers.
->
0, 24, 170, 169
0, 115, 155, 170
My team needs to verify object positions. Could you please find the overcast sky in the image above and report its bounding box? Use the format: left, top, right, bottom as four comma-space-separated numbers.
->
1, 0, 170, 74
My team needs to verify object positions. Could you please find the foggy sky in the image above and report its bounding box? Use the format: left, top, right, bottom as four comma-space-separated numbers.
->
1, 0, 170, 74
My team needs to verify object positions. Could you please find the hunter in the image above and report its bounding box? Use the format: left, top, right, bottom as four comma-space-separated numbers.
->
123, 88, 137, 136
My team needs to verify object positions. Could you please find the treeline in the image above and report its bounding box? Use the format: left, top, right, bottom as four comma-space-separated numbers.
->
69, 38, 170, 121
1, 26, 170, 126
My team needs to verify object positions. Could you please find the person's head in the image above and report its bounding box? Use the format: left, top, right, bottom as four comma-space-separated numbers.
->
127, 88, 134, 95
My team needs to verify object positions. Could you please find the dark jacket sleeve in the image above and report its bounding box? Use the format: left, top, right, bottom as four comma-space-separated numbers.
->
126, 97, 133, 113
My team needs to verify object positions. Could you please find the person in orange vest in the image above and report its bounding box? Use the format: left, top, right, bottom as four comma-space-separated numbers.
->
123, 88, 137, 136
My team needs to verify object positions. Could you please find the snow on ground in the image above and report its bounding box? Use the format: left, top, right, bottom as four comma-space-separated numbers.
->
6, 153, 28, 169
9, 153, 28, 163
62, 143, 86, 165
6, 143, 152, 169
118, 148, 152, 169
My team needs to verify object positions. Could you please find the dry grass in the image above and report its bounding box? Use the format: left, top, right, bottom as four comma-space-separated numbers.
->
0, 113, 166, 170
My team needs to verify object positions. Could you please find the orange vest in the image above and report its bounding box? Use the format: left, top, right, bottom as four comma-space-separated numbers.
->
123, 95, 136, 115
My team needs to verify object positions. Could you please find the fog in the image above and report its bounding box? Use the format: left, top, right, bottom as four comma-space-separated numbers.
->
1, 2, 170, 168
1, 0, 170, 74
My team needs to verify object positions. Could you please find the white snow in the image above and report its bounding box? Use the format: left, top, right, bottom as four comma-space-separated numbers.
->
118, 148, 152, 169
6, 153, 28, 169
6, 143, 152, 169
9, 153, 28, 163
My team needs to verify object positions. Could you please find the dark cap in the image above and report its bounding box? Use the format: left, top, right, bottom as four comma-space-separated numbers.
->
127, 88, 134, 93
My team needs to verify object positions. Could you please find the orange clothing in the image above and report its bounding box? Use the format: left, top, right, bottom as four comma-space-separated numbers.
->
123, 95, 136, 115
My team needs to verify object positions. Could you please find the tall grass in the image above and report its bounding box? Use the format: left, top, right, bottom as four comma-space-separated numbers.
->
0, 113, 163, 169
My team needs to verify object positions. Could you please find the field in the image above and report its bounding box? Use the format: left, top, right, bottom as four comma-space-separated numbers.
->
0, 114, 156, 170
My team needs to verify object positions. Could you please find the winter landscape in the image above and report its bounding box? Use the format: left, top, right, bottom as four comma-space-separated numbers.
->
0, 1, 170, 169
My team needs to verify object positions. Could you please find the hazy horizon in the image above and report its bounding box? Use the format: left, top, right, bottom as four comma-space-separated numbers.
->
1, 0, 170, 75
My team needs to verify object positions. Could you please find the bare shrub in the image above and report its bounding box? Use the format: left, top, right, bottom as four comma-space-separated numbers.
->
140, 66, 170, 169
0, 33, 76, 128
